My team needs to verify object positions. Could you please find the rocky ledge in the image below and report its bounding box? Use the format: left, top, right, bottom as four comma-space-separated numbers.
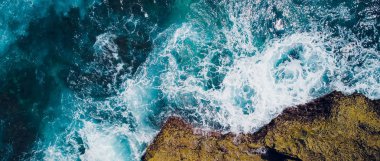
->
143, 92, 380, 161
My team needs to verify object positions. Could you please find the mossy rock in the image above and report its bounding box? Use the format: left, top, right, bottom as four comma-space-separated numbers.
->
143, 92, 380, 161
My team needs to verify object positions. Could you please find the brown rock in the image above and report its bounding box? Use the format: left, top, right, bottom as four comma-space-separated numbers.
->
143, 92, 380, 161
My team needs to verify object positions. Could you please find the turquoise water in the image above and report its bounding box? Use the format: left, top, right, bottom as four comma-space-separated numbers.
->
0, 0, 379, 160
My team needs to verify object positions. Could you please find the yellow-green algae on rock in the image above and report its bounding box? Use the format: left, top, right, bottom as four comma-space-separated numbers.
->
143, 92, 380, 161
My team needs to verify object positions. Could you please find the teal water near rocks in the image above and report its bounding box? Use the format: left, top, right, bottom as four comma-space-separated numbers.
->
0, 0, 379, 160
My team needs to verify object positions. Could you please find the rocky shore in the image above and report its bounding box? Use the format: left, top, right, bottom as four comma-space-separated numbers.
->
143, 92, 380, 161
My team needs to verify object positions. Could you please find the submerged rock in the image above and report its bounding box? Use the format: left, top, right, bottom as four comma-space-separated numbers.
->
143, 92, 380, 160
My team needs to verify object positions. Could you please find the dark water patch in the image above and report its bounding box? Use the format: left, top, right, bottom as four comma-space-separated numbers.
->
10, 0, 175, 98
0, 66, 58, 160
261, 148, 302, 161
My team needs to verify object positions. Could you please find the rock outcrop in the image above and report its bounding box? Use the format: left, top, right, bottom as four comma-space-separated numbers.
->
143, 92, 380, 161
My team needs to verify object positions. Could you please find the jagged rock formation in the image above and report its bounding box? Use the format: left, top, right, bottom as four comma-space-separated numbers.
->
143, 92, 380, 161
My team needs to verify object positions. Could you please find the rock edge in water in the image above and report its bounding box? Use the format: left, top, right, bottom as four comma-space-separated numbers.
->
143, 92, 380, 161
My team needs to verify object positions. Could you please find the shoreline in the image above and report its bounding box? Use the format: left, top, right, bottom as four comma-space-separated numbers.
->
143, 91, 380, 160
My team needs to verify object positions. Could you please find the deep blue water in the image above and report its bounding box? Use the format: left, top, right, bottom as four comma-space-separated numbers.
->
0, 0, 379, 160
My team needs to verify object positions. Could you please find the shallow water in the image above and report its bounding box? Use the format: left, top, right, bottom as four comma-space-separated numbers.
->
0, 0, 379, 160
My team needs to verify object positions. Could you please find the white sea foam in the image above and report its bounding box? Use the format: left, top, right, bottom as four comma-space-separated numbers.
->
158, 30, 335, 132
78, 121, 152, 161
41, 88, 158, 161
212, 33, 335, 132
75, 122, 127, 161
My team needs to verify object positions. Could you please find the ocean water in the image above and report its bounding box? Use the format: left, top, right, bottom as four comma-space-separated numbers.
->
0, 0, 379, 160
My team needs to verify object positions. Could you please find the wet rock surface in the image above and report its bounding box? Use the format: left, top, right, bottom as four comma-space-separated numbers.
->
143, 92, 380, 161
